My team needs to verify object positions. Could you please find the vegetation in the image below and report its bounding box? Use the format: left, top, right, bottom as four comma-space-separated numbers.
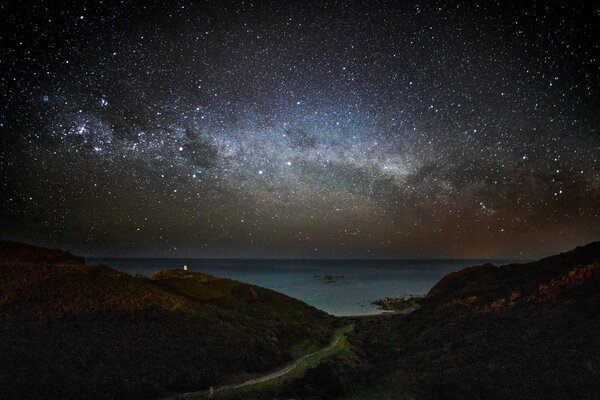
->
346, 241, 600, 400
0, 242, 335, 400
211, 324, 355, 399
371, 295, 423, 312
0, 240, 84, 265
2, 241, 600, 400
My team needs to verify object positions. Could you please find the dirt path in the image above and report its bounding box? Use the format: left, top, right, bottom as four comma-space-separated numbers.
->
219, 333, 345, 391
167, 326, 351, 399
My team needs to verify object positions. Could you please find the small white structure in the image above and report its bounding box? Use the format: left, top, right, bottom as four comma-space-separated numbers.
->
183, 264, 188, 271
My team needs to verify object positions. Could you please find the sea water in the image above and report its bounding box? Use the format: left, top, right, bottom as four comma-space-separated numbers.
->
87, 258, 513, 316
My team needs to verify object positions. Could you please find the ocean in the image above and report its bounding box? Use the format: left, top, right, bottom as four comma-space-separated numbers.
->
87, 258, 515, 316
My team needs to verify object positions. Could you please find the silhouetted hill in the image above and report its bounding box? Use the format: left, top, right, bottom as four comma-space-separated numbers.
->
426, 241, 600, 307
3, 241, 599, 400
349, 241, 600, 400
0, 242, 334, 400
0, 240, 84, 265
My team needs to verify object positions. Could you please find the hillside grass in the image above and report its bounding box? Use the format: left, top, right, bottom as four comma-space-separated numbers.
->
209, 324, 355, 399
343, 243, 600, 400
0, 254, 335, 400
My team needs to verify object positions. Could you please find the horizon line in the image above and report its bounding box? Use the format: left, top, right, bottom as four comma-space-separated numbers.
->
85, 256, 528, 261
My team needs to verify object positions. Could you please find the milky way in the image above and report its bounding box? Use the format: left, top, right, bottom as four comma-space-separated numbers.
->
1, 1, 599, 257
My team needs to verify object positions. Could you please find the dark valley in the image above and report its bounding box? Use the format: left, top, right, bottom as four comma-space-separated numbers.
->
1, 241, 599, 399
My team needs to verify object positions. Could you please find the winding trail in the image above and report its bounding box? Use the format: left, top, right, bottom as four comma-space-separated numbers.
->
167, 325, 352, 399
220, 332, 345, 391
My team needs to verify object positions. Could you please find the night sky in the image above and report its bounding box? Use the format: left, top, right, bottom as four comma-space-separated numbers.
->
1, 1, 599, 258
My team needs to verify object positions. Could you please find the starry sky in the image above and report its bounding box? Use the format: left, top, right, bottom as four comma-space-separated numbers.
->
1, 1, 599, 258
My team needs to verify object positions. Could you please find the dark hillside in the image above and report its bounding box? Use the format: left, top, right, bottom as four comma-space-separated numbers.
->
0, 242, 334, 400
349, 242, 600, 400
0, 241, 84, 265
426, 241, 600, 307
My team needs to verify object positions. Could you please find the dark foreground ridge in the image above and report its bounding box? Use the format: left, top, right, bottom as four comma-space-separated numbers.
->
348, 241, 600, 400
1, 241, 599, 400
0, 240, 84, 265
0, 241, 335, 400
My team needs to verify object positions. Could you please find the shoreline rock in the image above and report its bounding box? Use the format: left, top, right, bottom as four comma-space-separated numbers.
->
371, 295, 423, 311
314, 274, 347, 283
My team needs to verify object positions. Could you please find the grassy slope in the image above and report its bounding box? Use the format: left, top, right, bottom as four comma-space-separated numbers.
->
4, 241, 599, 400
0, 244, 335, 400
214, 324, 355, 399
347, 242, 600, 400
0, 240, 85, 265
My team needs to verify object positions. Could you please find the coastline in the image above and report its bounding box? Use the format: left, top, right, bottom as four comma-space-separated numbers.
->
87, 257, 492, 316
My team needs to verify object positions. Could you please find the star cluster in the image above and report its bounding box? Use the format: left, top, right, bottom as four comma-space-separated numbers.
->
1, 1, 599, 257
